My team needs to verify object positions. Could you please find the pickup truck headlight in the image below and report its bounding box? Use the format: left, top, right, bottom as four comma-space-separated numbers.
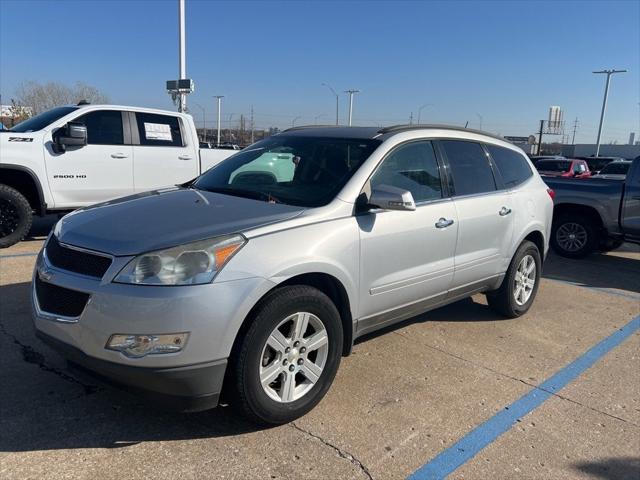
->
114, 235, 245, 285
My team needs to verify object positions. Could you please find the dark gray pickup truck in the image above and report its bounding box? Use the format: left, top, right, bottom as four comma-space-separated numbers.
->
544, 158, 640, 258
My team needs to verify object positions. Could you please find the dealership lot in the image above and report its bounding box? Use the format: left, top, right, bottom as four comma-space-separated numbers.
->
1, 221, 638, 480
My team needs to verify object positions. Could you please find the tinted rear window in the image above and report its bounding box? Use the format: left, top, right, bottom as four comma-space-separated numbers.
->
487, 145, 532, 188
536, 160, 571, 172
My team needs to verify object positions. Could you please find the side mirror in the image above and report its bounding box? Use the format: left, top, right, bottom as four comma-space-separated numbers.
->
368, 185, 416, 211
55, 122, 87, 152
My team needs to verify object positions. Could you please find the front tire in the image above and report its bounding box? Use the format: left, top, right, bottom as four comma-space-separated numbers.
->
231, 286, 343, 425
0, 184, 33, 248
486, 240, 541, 318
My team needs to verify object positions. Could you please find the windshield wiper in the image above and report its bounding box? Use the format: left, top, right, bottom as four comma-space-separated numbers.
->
196, 186, 281, 204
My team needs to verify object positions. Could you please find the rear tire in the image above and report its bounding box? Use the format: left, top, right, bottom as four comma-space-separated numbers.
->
550, 214, 599, 259
231, 285, 343, 425
0, 184, 33, 248
486, 240, 541, 318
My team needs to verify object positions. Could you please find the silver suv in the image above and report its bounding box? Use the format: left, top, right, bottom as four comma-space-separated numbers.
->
32, 125, 553, 424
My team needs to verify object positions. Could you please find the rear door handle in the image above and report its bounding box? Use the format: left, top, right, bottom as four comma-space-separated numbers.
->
110, 153, 128, 159
435, 218, 454, 229
178, 155, 193, 160
499, 206, 512, 216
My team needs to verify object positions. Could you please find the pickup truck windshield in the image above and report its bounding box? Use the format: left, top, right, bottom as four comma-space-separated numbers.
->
9, 106, 78, 133
536, 160, 571, 172
194, 135, 381, 207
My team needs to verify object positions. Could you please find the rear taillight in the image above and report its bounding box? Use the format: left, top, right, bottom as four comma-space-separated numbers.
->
547, 188, 555, 200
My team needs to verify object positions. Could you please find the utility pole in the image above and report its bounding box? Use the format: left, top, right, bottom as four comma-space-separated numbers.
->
476, 113, 483, 130
593, 69, 627, 156
178, 0, 187, 112
250, 106, 254, 144
537, 119, 544, 155
214, 96, 223, 146
322, 83, 339, 125
571, 117, 579, 144
345, 89, 360, 126
409, 112, 414, 125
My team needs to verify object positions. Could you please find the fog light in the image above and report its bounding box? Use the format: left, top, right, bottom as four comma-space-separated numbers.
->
106, 333, 189, 358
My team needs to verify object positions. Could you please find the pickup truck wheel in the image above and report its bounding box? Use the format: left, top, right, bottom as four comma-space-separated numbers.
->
486, 240, 541, 318
0, 184, 33, 248
231, 285, 343, 425
551, 214, 598, 258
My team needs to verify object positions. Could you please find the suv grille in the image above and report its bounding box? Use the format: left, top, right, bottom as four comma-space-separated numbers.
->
34, 277, 90, 318
46, 236, 112, 279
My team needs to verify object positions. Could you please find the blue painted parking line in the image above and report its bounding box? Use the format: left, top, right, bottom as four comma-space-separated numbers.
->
408, 314, 640, 480
0, 252, 38, 259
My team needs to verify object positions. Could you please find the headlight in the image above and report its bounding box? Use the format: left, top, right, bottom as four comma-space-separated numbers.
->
114, 234, 246, 285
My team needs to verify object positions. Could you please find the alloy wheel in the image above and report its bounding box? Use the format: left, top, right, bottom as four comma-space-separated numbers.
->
513, 254, 536, 306
259, 312, 329, 403
556, 222, 588, 253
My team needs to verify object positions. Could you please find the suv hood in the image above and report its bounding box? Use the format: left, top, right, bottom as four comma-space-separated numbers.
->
55, 187, 305, 256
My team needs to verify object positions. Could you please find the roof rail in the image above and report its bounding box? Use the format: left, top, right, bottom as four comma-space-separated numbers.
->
281, 125, 344, 132
377, 124, 506, 142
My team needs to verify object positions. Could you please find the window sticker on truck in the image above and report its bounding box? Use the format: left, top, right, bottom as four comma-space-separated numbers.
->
143, 122, 172, 141
8, 137, 34, 142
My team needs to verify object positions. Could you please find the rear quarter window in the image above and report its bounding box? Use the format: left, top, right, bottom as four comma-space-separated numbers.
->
135, 112, 184, 147
486, 145, 533, 188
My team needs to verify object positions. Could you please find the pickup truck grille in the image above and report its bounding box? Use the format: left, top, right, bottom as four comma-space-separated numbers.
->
35, 276, 90, 318
46, 236, 112, 279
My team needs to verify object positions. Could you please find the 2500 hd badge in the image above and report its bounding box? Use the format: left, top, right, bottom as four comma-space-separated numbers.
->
53, 174, 87, 179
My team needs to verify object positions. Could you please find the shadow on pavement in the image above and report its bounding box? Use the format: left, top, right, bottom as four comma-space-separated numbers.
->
573, 456, 640, 480
24, 214, 58, 241
0, 281, 263, 453
543, 250, 640, 295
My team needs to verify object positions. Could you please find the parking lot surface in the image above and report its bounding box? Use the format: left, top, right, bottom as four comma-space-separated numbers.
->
1, 219, 639, 480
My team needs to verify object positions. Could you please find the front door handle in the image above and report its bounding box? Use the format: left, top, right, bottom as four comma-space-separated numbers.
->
110, 153, 128, 159
499, 206, 512, 216
178, 155, 193, 160
435, 218, 454, 229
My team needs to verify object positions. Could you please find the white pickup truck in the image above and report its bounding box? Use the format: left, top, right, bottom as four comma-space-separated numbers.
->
0, 103, 236, 247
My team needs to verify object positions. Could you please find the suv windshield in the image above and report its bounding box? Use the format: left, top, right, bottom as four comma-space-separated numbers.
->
9, 106, 78, 133
536, 160, 571, 172
193, 135, 381, 207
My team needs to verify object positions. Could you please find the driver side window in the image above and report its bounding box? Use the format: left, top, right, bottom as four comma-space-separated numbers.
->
370, 141, 443, 203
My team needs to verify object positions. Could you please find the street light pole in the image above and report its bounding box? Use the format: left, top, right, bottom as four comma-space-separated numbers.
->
178, 0, 187, 112
417, 104, 433, 124
214, 95, 223, 146
292, 116, 301, 127
476, 113, 483, 130
345, 89, 360, 126
593, 69, 627, 156
322, 83, 339, 125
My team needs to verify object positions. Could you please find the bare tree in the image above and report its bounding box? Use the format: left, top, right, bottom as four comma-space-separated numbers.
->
14, 81, 109, 115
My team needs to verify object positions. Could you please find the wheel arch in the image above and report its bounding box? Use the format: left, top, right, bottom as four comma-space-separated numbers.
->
0, 164, 46, 215
553, 203, 604, 231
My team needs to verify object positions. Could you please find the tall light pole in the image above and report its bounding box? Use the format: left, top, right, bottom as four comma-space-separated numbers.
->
417, 103, 433, 124
214, 95, 223, 146
345, 89, 360, 126
178, 0, 187, 112
593, 69, 627, 156
292, 116, 301, 127
476, 113, 483, 130
322, 83, 339, 125
192, 102, 205, 142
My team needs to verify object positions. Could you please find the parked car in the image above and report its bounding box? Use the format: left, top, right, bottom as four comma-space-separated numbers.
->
544, 157, 640, 258
576, 156, 625, 174
32, 125, 553, 424
592, 160, 632, 180
0, 103, 237, 248
535, 158, 591, 178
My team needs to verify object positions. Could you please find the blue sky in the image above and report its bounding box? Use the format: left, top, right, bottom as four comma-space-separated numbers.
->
1, 0, 638, 143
